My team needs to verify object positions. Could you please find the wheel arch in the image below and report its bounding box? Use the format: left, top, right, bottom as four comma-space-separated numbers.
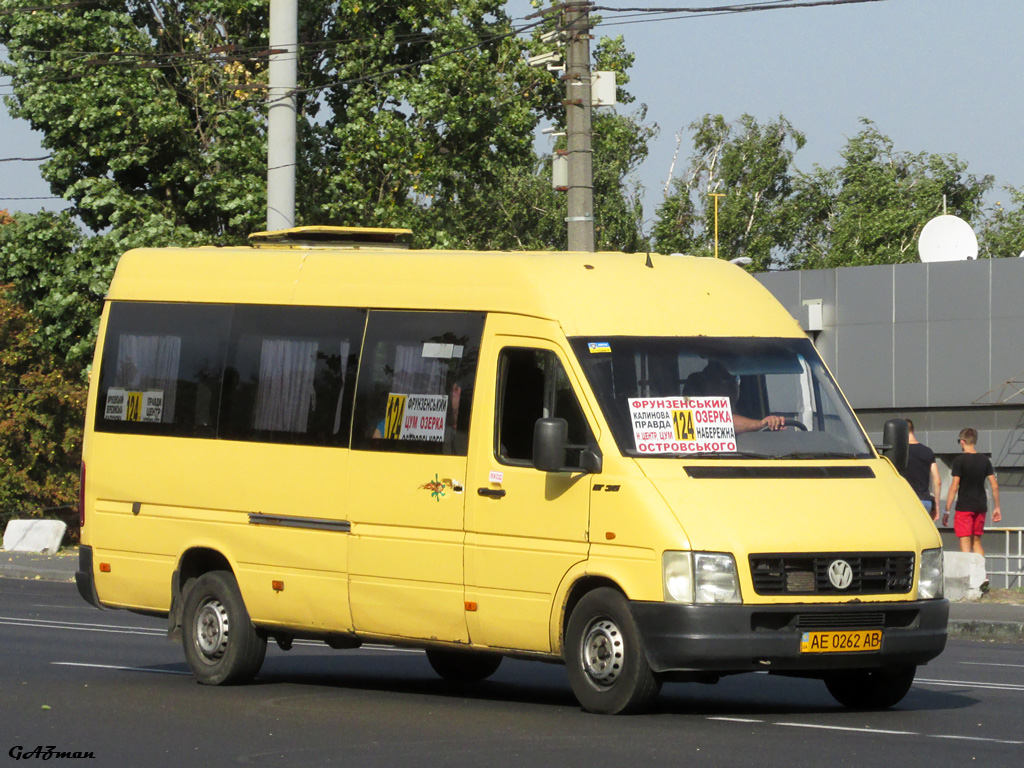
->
168, 547, 235, 640
555, 574, 626, 656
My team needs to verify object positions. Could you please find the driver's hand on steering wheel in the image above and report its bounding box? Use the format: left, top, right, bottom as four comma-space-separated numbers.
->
759, 414, 786, 431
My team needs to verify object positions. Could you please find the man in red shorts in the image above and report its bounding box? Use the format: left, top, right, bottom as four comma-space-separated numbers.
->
943, 427, 1001, 591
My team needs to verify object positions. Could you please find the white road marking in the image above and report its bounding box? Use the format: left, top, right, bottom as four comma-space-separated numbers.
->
930, 734, 1024, 745
960, 661, 1024, 669
916, 677, 1024, 692
776, 722, 916, 736
1, 616, 163, 636
52, 661, 190, 675
708, 718, 1024, 746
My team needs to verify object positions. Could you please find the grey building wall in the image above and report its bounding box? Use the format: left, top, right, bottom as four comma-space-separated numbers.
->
756, 259, 1024, 529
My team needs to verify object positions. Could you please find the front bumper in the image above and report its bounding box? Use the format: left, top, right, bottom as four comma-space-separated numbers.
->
631, 598, 949, 674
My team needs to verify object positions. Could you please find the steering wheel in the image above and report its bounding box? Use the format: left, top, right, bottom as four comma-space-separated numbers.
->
761, 418, 808, 431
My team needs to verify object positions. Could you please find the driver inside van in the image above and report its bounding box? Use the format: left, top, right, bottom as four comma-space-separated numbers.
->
685, 360, 786, 433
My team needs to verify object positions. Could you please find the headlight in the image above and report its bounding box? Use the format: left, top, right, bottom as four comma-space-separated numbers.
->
663, 551, 693, 603
663, 551, 741, 604
918, 548, 944, 599
694, 552, 741, 604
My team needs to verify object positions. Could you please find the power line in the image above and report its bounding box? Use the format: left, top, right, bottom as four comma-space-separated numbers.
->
0, 155, 51, 162
593, 0, 885, 13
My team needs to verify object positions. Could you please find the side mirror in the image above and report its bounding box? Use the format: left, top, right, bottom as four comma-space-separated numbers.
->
879, 418, 909, 473
533, 417, 568, 472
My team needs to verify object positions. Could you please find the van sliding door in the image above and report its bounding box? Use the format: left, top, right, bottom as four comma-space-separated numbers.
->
347, 310, 484, 642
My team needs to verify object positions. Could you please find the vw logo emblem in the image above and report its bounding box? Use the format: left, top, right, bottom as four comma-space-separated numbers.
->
828, 559, 854, 590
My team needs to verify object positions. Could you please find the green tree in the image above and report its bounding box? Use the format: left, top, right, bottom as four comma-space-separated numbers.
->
979, 186, 1024, 259
0, 211, 109, 368
788, 120, 993, 268
652, 113, 805, 270
0, 286, 86, 525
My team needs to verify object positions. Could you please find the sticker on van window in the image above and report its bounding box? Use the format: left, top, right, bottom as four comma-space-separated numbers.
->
421, 343, 464, 359
588, 342, 612, 354
384, 393, 448, 442
628, 397, 736, 454
104, 388, 164, 423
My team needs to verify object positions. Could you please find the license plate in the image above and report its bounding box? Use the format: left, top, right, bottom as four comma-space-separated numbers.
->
800, 629, 882, 654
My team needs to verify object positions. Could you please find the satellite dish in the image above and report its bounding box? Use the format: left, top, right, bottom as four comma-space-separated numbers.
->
918, 215, 978, 263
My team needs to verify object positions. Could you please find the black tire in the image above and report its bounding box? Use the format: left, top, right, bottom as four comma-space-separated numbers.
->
181, 570, 266, 685
426, 649, 503, 682
824, 665, 916, 710
564, 587, 661, 715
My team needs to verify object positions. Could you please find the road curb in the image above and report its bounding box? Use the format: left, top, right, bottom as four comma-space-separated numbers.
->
948, 619, 1024, 644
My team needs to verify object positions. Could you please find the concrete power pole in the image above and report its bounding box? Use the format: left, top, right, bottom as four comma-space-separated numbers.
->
267, 0, 297, 230
562, 2, 594, 252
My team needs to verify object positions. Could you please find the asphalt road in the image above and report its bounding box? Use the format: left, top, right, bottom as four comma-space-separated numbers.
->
2, 578, 1021, 768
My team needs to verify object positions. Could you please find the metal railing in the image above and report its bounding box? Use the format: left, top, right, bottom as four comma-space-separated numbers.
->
985, 528, 1024, 590
941, 527, 1024, 589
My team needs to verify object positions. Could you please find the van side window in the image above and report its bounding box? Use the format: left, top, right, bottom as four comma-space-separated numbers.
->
351, 311, 484, 456
497, 348, 591, 467
94, 302, 232, 438
219, 306, 365, 446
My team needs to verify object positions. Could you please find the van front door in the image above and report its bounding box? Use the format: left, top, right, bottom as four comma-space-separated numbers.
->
465, 323, 594, 653
347, 310, 485, 643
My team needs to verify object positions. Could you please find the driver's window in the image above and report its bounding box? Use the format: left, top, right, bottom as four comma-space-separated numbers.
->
496, 348, 589, 466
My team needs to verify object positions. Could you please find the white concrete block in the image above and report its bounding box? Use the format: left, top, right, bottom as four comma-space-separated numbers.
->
2, 519, 67, 554
943, 551, 987, 601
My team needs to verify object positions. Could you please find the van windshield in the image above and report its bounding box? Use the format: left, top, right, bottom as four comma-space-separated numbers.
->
569, 337, 873, 460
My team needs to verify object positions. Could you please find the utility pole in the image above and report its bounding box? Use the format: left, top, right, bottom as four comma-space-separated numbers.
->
267, 0, 297, 230
710, 193, 725, 258
562, 2, 594, 252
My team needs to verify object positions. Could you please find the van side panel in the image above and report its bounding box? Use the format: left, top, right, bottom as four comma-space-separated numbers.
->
87, 433, 353, 633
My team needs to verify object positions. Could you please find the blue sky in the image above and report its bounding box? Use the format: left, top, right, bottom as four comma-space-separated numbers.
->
3, 0, 1022, 232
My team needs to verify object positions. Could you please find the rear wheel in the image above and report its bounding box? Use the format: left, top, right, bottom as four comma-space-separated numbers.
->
182, 570, 266, 685
564, 588, 661, 714
426, 649, 503, 682
824, 665, 916, 709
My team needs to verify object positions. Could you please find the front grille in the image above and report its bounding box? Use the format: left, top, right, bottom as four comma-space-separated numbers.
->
750, 609, 918, 633
749, 553, 915, 596
795, 612, 885, 630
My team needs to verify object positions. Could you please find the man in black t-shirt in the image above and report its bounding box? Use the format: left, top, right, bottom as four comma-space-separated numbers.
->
899, 419, 940, 520
944, 427, 1001, 589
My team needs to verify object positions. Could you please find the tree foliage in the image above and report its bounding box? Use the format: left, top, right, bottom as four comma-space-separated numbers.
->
0, 286, 86, 526
652, 113, 805, 270
653, 115, 1005, 270
978, 186, 1024, 260
0, 0, 658, 378
789, 119, 993, 269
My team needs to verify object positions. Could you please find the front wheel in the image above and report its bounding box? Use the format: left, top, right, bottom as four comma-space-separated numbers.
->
181, 570, 266, 685
824, 665, 916, 709
564, 588, 661, 714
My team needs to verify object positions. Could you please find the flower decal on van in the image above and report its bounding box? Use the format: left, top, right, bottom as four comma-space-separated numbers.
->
419, 474, 464, 501
421, 474, 447, 501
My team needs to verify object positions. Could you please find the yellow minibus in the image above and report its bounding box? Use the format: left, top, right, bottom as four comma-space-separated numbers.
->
76, 226, 947, 714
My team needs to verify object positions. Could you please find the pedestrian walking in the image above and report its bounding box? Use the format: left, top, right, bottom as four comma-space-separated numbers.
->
944, 427, 1001, 591
899, 419, 940, 520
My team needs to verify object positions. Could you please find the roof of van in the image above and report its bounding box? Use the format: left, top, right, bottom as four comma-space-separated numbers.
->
106, 244, 803, 338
